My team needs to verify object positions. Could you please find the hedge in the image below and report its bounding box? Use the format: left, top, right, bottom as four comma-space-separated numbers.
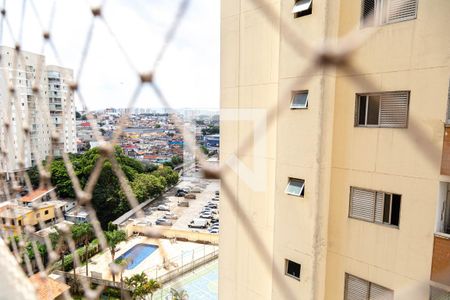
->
53, 239, 100, 272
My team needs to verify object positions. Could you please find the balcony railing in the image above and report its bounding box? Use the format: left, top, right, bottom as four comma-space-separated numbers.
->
431, 233, 450, 286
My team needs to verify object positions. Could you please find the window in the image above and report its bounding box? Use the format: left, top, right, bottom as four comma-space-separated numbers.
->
18, 220, 22, 226
285, 178, 305, 197
285, 259, 301, 280
355, 91, 409, 128
349, 187, 401, 227
292, 0, 312, 18
361, 0, 418, 27
290, 91, 308, 109
437, 183, 450, 234
45, 210, 49, 215
345, 274, 393, 300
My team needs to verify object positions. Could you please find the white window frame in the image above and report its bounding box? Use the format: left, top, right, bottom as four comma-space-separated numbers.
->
361, 0, 418, 27
290, 91, 309, 109
355, 91, 409, 128
285, 178, 305, 197
349, 187, 401, 228
292, 0, 312, 16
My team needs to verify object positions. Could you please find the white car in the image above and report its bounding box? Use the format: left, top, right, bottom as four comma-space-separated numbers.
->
209, 228, 219, 234
164, 212, 178, 219
157, 204, 170, 211
188, 218, 209, 229
200, 212, 213, 219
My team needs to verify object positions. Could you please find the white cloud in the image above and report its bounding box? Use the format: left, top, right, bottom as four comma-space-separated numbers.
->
1, 0, 220, 110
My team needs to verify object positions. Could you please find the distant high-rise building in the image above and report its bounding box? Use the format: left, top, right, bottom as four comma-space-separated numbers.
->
220, 1, 450, 299
0, 46, 76, 173
46, 65, 77, 156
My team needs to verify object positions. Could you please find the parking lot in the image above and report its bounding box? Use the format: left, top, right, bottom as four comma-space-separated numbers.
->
135, 168, 220, 234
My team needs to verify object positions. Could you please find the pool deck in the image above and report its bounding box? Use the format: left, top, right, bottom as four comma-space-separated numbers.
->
76, 236, 218, 281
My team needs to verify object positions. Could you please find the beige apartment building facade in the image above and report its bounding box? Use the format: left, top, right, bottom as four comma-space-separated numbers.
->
0, 47, 76, 174
220, 1, 450, 299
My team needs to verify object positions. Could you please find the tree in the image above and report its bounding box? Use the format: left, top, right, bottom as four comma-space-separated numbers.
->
50, 231, 67, 271
105, 229, 127, 283
170, 288, 189, 300
30, 146, 174, 228
131, 174, 165, 202
200, 145, 209, 156
115, 257, 130, 300
153, 166, 179, 186
125, 272, 161, 300
71, 223, 93, 276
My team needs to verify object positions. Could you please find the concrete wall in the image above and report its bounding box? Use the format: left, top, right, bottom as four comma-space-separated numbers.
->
220, 0, 450, 299
220, 0, 280, 299
325, 0, 450, 299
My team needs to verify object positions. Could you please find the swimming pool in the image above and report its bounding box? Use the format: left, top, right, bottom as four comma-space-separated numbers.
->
117, 243, 158, 270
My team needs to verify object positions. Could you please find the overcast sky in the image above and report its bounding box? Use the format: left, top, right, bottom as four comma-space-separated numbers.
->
2, 0, 220, 111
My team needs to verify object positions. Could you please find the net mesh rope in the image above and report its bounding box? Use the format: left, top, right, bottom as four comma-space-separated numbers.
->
0, 0, 434, 299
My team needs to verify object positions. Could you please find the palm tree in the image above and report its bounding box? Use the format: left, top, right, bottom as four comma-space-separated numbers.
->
144, 279, 161, 300
170, 288, 188, 300
124, 272, 161, 300
115, 257, 129, 300
71, 223, 93, 276
105, 229, 126, 283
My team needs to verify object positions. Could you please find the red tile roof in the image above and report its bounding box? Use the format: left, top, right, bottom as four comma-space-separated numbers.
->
29, 273, 70, 300
20, 188, 53, 203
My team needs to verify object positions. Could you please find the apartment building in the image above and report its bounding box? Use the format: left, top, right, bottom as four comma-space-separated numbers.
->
220, 1, 450, 299
46, 65, 77, 156
0, 46, 76, 173
0, 47, 50, 171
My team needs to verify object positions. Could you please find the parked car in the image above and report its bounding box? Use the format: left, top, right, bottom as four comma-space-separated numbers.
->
211, 196, 219, 202
188, 218, 209, 229
175, 191, 186, 197
164, 212, 178, 219
200, 212, 213, 219
191, 187, 201, 193
215, 191, 219, 196
210, 224, 219, 230
185, 194, 196, 200
210, 218, 219, 224
157, 204, 170, 211
155, 217, 172, 226
206, 203, 218, 209
208, 228, 219, 234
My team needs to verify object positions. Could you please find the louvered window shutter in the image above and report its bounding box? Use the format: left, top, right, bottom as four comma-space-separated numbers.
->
379, 91, 409, 128
386, 0, 418, 24
370, 283, 394, 300
374, 192, 384, 223
345, 275, 370, 300
350, 188, 376, 222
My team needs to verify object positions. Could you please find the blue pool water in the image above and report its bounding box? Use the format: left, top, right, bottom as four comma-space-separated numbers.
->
117, 243, 158, 269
